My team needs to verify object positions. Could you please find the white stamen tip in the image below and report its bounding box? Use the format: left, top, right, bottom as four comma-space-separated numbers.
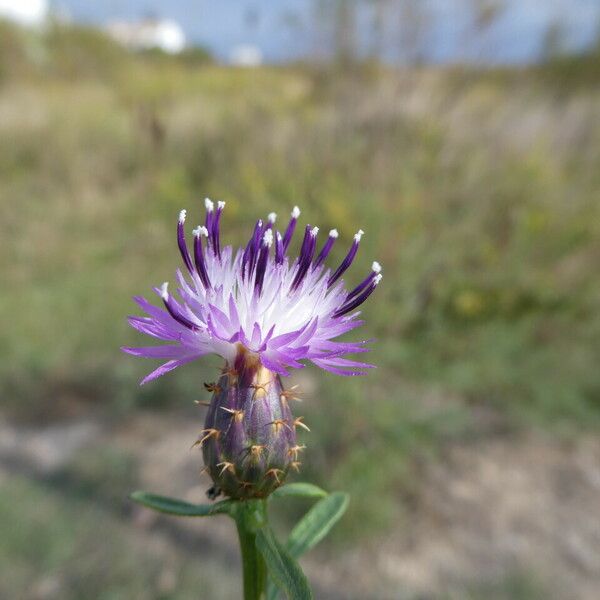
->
178, 209, 186, 223
204, 198, 214, 212
217, 200, 226, 210
276, 231, 282, 241
291, 206, 300, 219
374, 274, 383, 285
268, 212, 277, 224
354, 229, 365, 242
329, 229, 339, 238
263, 229, 274, 247
160, 282, 169, 299
310, 226, 319, 237
193, 225, 209, 238
372, 261, 382, 273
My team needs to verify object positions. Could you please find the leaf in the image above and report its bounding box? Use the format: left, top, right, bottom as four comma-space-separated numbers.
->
130, 491, 235, 517
256, 526, 313, 600
271, 483, 328, 500
286, 492, 349, 558
267, 491, 350, 600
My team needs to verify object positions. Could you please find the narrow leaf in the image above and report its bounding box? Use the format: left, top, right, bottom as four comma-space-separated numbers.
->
130, 491, 234, 517
256, 527, 313, 600
271, 483, 328, 500
286, 492, 349, 558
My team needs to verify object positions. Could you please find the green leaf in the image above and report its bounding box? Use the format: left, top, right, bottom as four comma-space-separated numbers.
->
267, 492, 350, 600
130, 491, 235, 517
270, 483, 328, 500
256, 526, 313, 600
286, 492, 349, 558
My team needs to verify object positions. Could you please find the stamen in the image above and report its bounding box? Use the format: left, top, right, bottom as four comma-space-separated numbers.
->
275, 231, 284, 265
212, 200, 225, 259
313, 228, 338, 269
291, 226, 318, 291
242, 219, 263, 279
254, 229, 273, 295
345, 260, 382, 301
177, 209, 194, 273
268, 212, 277, 224
160, 282, 199, 330
204, 197, 214, 233
282, 205, 300, 252
334, 273, 382, 317
328, 229, 364, 287
248, 219, 264, 276
193, 226, 211, 288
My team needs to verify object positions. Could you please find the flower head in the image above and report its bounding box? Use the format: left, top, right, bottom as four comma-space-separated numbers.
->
123, 201, 382, 384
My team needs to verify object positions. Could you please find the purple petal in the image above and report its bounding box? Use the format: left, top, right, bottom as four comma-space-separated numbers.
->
139, 356, 197, 385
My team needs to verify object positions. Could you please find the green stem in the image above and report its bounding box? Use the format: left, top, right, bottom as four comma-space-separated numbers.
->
235, 499, 268, 600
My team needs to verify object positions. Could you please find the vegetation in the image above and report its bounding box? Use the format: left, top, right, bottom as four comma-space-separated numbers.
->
1, 21, 598, 598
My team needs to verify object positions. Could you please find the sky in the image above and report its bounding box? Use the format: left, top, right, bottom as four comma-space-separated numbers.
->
55, 0, 600, 63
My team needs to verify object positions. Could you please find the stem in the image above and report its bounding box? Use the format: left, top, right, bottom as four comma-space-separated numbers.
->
235, 499, 268, 600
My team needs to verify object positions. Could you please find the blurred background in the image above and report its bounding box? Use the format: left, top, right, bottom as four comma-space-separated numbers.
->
1, 1, 600, 598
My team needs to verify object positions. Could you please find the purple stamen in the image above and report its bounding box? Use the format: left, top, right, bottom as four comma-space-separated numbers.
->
177, 210, 194, 274
160, 283, 199, 330
242, 219, 263, 279
313, 228, 339, 269
254, 230, 273, 295
334, 274, 382, 317
211, 200, 225, 259
204, 198, 214, 240
282, 206, 300, 252
275, 231, 284, 265
328, 229, 364, 287
297, 225, 312, 261
346, 261, 381, 302
193, 226, 211, 288
291, 226, 318, 291
248, 219, 264, 277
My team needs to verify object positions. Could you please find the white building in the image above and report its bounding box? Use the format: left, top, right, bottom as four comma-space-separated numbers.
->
229, 44, 263, 67
0, 0, 48, 27
106, 18, 186, 54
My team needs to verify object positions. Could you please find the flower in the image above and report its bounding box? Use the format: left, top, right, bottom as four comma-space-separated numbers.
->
123, 199, 382, 384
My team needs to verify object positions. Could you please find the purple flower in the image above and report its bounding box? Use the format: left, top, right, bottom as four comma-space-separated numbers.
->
123, 200, 382, 385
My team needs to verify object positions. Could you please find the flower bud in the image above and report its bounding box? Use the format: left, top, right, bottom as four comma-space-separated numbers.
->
201, 355, 298, 500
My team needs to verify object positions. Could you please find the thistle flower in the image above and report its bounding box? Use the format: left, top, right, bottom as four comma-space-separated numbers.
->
123, 200, 382, 498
